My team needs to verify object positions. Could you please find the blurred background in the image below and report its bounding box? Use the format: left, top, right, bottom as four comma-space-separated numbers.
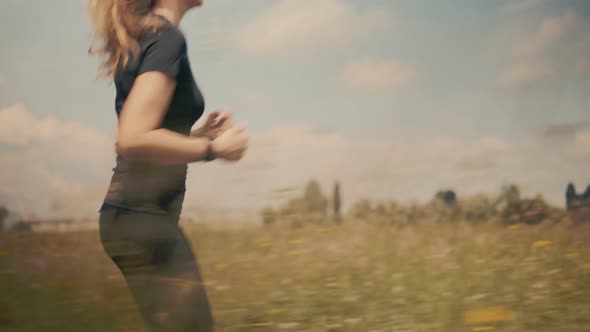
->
1, 0, 590, 331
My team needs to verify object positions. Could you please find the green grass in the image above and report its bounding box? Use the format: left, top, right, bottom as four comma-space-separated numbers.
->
1, 220, 590, 331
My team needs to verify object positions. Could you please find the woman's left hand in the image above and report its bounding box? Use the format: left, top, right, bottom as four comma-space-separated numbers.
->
195, 109, 233, 140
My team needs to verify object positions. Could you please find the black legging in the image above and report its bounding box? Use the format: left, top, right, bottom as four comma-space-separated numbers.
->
98, 201, 214, 332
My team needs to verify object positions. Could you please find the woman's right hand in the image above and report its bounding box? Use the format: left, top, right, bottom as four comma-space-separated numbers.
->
209, 123, 249, 161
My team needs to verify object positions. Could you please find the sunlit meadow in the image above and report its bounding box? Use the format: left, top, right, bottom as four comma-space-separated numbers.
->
2, 216, 590, 332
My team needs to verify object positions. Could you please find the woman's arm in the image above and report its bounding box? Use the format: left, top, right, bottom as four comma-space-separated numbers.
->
189, 126, 207, 137
116, 71, 211, 165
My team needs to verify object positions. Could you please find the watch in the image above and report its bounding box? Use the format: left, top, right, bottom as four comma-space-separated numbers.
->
204, 139, 217, 162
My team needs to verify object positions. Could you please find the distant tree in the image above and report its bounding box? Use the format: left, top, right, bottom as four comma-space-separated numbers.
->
11, 222, 33, 232
566, 182, 590, 225
498, 183, 523, 224
519, 195, 551, 225
499, 184, 521, 207
349, 199, 372, 220
566, 183, 576, 206
460, 194, 498, 223
280, 197, 306, 216
375, 202, 387, 216
332, 181, 342, 223
0, 206, 7, 232
435, 190, 457, 206
261, 206, 277, 226
303, 179, 328, 215
497, 184, 552, 225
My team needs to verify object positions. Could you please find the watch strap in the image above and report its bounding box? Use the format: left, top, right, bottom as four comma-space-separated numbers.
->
205, 140, 217, 162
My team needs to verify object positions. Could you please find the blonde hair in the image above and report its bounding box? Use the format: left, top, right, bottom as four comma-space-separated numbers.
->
87, 0, 164, 78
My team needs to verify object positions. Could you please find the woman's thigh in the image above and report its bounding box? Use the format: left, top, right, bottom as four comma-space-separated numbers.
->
98, 206, 214, 331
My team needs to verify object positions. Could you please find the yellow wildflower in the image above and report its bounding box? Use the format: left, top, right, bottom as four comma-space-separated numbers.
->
257, 241, 273, 249
531, 240, 552, 249
317, 227, 331, 234
288, 239, 305, 245
464, 306, 515, 325
269, 308, 286, 314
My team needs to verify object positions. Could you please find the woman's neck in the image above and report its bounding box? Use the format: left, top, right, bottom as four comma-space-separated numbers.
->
151, 1, 188, 27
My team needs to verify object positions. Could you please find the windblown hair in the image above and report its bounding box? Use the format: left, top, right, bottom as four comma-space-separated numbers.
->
87, 0, 164, 78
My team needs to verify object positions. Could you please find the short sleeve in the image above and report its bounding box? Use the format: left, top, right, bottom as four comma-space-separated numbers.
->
137, 27, 186, 78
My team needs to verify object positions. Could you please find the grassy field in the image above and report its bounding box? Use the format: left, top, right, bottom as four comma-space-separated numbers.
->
1, 219, 590, 332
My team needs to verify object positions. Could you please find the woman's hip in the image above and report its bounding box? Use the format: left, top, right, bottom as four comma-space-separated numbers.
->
99, 205, 184, 268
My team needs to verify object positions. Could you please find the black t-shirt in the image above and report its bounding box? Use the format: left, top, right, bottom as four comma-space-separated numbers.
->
99, 17, 205, 215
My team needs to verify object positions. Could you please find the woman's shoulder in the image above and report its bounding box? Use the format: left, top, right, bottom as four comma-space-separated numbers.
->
115, 19, 187, 79
140, 21, 187, 51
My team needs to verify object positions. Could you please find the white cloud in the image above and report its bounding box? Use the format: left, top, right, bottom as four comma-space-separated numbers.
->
573, 131, 590, 157
499, 61, 552, 88
341, 57, 414, 91
514, 11, 577, 58
0, 104, 113, 219
0, 103, 111, 148
0, 104, 37, 144
230, 0, 393, 56
2, 104, 587, 220
497, 9, 590, 88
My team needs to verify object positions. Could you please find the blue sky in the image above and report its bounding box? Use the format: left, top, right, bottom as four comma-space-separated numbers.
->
1, 0, 589, 220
